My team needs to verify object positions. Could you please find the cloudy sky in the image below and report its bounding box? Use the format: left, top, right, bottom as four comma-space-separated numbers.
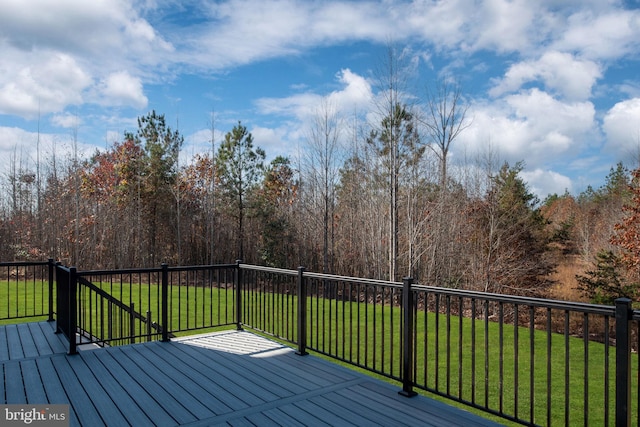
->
1, 0, 639, 198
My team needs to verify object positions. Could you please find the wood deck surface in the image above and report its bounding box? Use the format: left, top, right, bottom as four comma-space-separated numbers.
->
0, 322, 503, 426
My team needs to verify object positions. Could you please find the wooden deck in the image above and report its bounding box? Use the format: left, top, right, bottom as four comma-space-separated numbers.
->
1, 322, 503, 426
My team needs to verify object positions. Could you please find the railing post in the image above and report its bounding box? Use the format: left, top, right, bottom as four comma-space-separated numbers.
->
108, 302, 113, 341
147, 310, 152, 342
130, 302, 136, 345
68, 267, 77, 355
47, 258, 54, 322
399, 277, 417, 397
615, 298, 632, 427
296, 266, 307, 356
235, 260, 243, 331
54, 262, 64, 335
161, 263, 169, 342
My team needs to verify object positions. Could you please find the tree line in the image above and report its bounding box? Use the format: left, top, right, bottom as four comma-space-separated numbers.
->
2, 50, 639, 302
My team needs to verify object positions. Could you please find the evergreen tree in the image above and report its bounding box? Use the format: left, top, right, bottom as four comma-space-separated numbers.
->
258, 156, 297, 267
473, 162, 553, 295
132, 111, 183, 265
216, 122, 265, 261
576, 250, 637, 305
367, 103, 422, 281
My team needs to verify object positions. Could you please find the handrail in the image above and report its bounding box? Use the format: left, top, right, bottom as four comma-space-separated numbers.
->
412, 283, 618, 315
238, 263, 298, 276
76, 276, 167, 340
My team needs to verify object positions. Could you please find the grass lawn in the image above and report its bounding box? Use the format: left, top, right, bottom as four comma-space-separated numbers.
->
0, 278, 51, 324
2, 279, 636, 426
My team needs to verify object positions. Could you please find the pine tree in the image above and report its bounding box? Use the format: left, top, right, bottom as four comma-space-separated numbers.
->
216, 122, 265, 261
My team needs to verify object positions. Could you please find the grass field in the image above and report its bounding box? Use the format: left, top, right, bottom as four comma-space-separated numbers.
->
0, 278, 51, 324
2, 279, 637, 425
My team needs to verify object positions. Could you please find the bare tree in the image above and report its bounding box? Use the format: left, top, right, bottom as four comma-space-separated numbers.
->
208, 110, 217, 264
304, 98, 343, 274
422, 79, 470, 188
368, 43, 422, 281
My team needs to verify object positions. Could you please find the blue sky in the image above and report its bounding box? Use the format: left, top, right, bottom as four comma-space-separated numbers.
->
1, 0, 640, 198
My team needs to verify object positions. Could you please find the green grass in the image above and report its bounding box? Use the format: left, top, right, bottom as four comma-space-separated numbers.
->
0, 279, 51, 325
2, 279, 636, 426
231, 290, 632, 426
72, 280, 237, 344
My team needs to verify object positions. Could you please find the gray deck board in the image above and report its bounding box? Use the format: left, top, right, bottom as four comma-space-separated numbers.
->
244, 413, 281, 427
16, 323, 38, 357
5, 325, 24, 360
65, 351, 131, 427
41, 322, 69, 354
49, 355, 104, 426
0, 322, 504, 427
113, 346, 214, 424
0, 321, 67, 361
174, 337, 301, 398
278, 403, 332, 426
79, 350, 155, 427
21, 359, 49, 403
164, 339, 279, 405
0, 358, 3, 403
260, 407, 308, 426
309, 394, 384, 426
96, 348, 188, 426
136, 344, 244, 415
28, 321, 63, 356
4, 361, 26, 403
27, 321, 54, 355
36, 357, 81, 426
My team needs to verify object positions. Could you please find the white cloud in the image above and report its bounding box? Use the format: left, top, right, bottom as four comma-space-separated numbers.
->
255, 92, 321, 120
96, 71, 148, 109
255, 69, 373, 121
603, 98, 640, 155
0, 0, 172, 118
0, 53, 91, 118
187, 0, 395, 70
327, 69, 374, 112
50, 113, 81, 129
188, 0, 533, 70
467, 0, 539, 53
460, 89, 596, 170
0, 126, 39, 154
505, 89, 595, 139
2, 0, 635, 122
0, 0, 173, 61
520, 168, 573, 199
249, 69, 375, 162
250, 125, 293, 160
490, 51, 602, 101
0, 126, 92, 175
105, 130, 122, 146
553, 9, 640, 60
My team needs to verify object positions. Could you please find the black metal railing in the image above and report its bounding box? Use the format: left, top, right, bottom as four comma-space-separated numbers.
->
5, 259, 639, 426
0, 260, 54, 322
236, 265, 638, 427
54, 263, 77, 354
54, 263, 238, 351
406, 285, 625, 426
